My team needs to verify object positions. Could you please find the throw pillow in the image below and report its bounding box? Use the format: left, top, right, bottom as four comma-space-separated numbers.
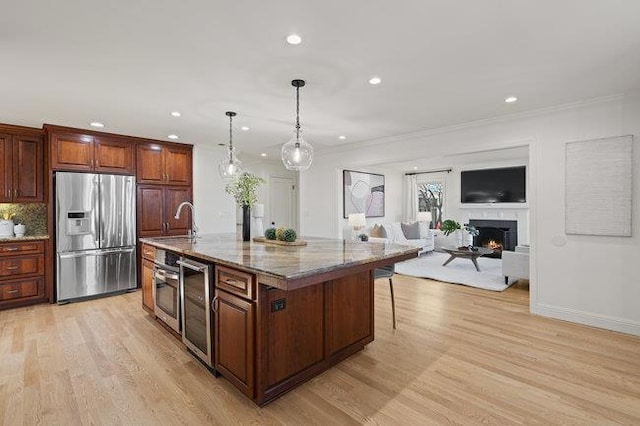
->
418, 222, 430, 238
370, 224, 387, 238
401, 221, 420, 239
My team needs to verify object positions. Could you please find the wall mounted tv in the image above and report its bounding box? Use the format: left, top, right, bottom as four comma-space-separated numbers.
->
460, 166, 526, 203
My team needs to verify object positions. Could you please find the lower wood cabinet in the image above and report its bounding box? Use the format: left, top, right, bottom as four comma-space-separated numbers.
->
141, 258, 155, 313
0, 240, 47, 309
215, 289, 255, 398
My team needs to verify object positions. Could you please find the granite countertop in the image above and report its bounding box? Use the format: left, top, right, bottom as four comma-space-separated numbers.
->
141, 233, 418, 284
0, 235, 50, 242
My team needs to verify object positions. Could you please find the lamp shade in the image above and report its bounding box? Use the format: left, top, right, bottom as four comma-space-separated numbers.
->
348, 213, 366, 228
416, 211, 432, 223
281, 131, 313, 171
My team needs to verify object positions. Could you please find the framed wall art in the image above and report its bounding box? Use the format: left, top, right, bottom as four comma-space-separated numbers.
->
343, 170, 385, 218
565, 135, 633, 236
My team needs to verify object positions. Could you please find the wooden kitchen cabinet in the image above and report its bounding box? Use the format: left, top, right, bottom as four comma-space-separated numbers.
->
141, 258, 155, 313
0, 125, 44, 203
49, 131, 134, 174
0, 240, 46, 309
215, 288, 255, 398
137, 185, 192, 237
136, 142, 192, 186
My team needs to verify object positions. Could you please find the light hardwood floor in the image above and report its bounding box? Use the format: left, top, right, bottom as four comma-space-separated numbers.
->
1, 277, 639, 425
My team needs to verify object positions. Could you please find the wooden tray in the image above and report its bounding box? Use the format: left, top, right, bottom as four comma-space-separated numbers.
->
253, 237, 307, 246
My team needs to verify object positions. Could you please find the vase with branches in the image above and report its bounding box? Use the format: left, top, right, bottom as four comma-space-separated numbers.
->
225, 172, 265, 241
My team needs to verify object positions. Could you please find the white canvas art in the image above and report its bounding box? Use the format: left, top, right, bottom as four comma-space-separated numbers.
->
343, 170, 385, 218
565, 135, 633, 236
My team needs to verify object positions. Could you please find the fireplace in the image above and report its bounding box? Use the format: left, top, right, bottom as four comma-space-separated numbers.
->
468, 219, 517, 258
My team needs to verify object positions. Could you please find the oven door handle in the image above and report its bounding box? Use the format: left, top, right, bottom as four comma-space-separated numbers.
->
177, 259, 208, 272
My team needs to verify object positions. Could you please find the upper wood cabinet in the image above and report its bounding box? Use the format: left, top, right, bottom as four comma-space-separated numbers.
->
137, 185, 192, 237
137, 142, 192, 186
50, 132, 134, 174
0, 126, 44, 203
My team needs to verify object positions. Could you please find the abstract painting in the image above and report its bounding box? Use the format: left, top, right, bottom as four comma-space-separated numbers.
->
343, 170, 385, 218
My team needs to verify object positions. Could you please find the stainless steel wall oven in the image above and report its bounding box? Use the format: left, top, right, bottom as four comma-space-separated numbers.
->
153, 249, 181, 333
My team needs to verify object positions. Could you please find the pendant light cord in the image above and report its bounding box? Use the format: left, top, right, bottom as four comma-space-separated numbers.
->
295, 85, 301, 146
228, 113, 234, 163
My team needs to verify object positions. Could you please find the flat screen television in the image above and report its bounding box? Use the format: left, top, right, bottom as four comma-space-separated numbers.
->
460, 166, 526, 203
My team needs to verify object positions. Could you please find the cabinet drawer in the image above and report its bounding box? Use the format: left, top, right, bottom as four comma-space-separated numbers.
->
0, 254, 44, 277
216, 265, 255, 300
1, 278, 40, 301
141, 244, 156, 261
0, 241, 44, 256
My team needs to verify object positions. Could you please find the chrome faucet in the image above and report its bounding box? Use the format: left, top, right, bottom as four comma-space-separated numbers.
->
174, 201, 198, 239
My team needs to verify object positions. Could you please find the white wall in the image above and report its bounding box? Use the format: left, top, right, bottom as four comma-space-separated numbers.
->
193, 151, 298, 236
192, 145, 237, 233
300, 92, 640, 336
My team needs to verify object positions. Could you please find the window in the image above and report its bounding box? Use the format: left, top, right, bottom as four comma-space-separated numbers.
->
418, 180, 444, 229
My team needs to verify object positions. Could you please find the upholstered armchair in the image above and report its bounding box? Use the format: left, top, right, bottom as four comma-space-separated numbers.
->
502, 245, 530, 284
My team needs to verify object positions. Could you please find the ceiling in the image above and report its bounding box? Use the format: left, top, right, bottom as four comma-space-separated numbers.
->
2, 1, 640, 160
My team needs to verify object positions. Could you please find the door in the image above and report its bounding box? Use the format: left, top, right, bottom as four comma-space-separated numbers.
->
180, 258, 212, 366
94, 137, 134, 174
56, 172, 99, 252
215, 289, 255, 398
270, 176, 296, 229
102, 247, 136, 292
13, 134, 44, 202
165, 146, 192, 186
100, 174, 136, 248
137, 185, 165, 237
51, 133, 95, 171
141, 259, 155, 311
165, 187, 192, 235
0, 134, 12, 202
136, 143, 165, 184
57, 250, 103, 301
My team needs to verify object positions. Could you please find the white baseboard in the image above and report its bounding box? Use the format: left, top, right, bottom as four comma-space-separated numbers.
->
531, 303, 640, 336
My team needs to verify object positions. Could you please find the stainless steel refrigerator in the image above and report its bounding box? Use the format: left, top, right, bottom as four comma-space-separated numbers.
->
56, 172, 136, 302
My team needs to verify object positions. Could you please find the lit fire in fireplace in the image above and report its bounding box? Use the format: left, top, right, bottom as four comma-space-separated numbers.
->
485, 240, 503, 250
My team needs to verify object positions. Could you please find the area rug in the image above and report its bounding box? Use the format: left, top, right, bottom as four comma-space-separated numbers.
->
395, 251, 517, 291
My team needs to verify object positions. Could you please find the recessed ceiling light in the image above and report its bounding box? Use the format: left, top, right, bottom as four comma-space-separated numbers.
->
369, 77, 382, 85
90, 122, 105, 128
167, 134, 179, 140
286, 34, 302, 45
241, 126, 250, 131
505, 96, 518, 103
338, 135, 346, 140
171, 111, 181, 117
413, 166, 418, 170
261, 153, 267, 157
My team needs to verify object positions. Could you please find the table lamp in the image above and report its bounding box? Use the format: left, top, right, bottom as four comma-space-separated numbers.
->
348, 213, 366, 240
416, 211, 432, 226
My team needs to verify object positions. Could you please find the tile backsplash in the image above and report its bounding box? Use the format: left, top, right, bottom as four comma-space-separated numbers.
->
0, 203, 48, 236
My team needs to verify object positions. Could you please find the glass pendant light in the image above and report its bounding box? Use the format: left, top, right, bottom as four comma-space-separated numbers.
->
281, 79, 313, 171
218, 111, 243, 179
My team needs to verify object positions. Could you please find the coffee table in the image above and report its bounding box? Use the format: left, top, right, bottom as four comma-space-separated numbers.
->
441, 246, 494, 272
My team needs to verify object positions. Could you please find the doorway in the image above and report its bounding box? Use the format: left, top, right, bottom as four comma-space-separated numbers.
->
269, 176, 297, 230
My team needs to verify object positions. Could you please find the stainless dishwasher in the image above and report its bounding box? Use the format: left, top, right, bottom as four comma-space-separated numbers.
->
178, 257, 214, 369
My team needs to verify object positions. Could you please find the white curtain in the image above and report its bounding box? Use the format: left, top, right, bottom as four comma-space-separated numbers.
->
404, 174, 418, 222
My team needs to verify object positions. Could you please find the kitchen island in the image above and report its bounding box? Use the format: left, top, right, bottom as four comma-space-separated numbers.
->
140, 233, 418, 406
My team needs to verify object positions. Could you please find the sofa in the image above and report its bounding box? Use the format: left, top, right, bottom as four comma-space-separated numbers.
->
367, 222, 435, 254
502, 245, 530, 284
